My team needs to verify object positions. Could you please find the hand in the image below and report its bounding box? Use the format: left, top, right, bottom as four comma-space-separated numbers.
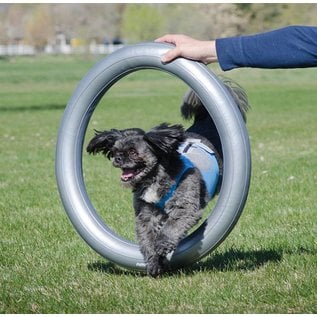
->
155, 34, 218, 64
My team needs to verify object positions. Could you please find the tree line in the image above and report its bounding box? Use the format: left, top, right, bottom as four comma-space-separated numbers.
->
0, 3, 316, 49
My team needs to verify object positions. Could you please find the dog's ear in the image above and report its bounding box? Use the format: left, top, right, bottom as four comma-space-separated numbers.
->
144, 123, 185, 156
86, 129, 122, 158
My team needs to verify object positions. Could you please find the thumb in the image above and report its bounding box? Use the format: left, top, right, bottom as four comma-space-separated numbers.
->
161, 48, 181, 63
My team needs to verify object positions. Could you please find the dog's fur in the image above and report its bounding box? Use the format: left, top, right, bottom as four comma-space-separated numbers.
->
87, 78, 249, 277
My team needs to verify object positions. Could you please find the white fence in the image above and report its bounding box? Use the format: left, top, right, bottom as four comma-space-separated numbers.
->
0, 44, 36, 56
0, 43, 124, 56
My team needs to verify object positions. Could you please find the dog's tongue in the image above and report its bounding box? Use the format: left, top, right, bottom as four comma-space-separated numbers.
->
121, 169, 135, 181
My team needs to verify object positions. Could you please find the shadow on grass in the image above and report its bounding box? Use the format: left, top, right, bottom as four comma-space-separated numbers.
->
87, 246, 315, 277
88, 261, 144, 277
87, 248, 281, 277
192, 248, 282, 272
0, 103, 65, 112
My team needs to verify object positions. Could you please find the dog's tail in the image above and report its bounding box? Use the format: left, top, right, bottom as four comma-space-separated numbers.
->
181, 77, 249, 122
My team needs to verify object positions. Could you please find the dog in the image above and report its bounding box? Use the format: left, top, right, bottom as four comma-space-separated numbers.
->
86, 78, 249, 277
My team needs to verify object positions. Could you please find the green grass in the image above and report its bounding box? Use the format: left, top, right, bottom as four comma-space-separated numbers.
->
1, 55, 317, 313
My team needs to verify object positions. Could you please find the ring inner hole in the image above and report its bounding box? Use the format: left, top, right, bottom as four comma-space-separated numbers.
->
83, 69, 219, 241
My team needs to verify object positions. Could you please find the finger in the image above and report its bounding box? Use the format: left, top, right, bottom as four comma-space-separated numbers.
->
161, 48, 181, 63
155, 35, 167, 43
155, 34, 178, 45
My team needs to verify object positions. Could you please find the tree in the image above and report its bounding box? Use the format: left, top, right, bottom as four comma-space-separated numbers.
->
5, 4, 28, 43
236, 3, 317, 34
50, 4, 125, 42
121, 4, 166, 42
161, 4, 248, 39
25, 4, 54, 50
2, 3, 316, 49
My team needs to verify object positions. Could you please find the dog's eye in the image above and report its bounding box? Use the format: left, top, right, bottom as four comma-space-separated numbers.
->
110, 150, 120, 159
128, 148, 138, 158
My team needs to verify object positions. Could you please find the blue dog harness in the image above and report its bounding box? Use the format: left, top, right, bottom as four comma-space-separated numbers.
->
154, 139, 220, 211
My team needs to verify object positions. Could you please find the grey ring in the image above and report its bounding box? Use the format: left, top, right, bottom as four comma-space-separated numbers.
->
55, 42, 251, 271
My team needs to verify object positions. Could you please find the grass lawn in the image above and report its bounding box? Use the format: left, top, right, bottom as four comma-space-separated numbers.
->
0, 54, 316, 313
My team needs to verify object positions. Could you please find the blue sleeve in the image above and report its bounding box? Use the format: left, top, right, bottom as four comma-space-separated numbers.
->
216, 25, 317, 71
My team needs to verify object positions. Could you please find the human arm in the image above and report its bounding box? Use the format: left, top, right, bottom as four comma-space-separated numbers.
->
156, 26, 317, 70
216, 25, 317, 70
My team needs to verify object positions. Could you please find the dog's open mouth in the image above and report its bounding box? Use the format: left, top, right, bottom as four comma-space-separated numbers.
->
121, 167, 144, 182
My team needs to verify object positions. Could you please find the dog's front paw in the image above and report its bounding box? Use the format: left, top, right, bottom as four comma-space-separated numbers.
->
154, 233, 177, 256
146, 255, 166, 277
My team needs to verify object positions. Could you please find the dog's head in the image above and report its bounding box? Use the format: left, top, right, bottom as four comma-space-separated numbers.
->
87, 123, 185, 187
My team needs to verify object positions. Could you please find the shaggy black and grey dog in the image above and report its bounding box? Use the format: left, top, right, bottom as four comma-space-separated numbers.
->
87, 79, 249, 277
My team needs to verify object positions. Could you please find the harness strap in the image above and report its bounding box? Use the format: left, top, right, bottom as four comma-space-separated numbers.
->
154, 139, 220, 212
179, 139, 220, 200
154, 155, 194, 211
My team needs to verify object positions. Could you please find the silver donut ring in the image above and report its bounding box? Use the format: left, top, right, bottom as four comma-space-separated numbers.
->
55, 42, 251, 271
